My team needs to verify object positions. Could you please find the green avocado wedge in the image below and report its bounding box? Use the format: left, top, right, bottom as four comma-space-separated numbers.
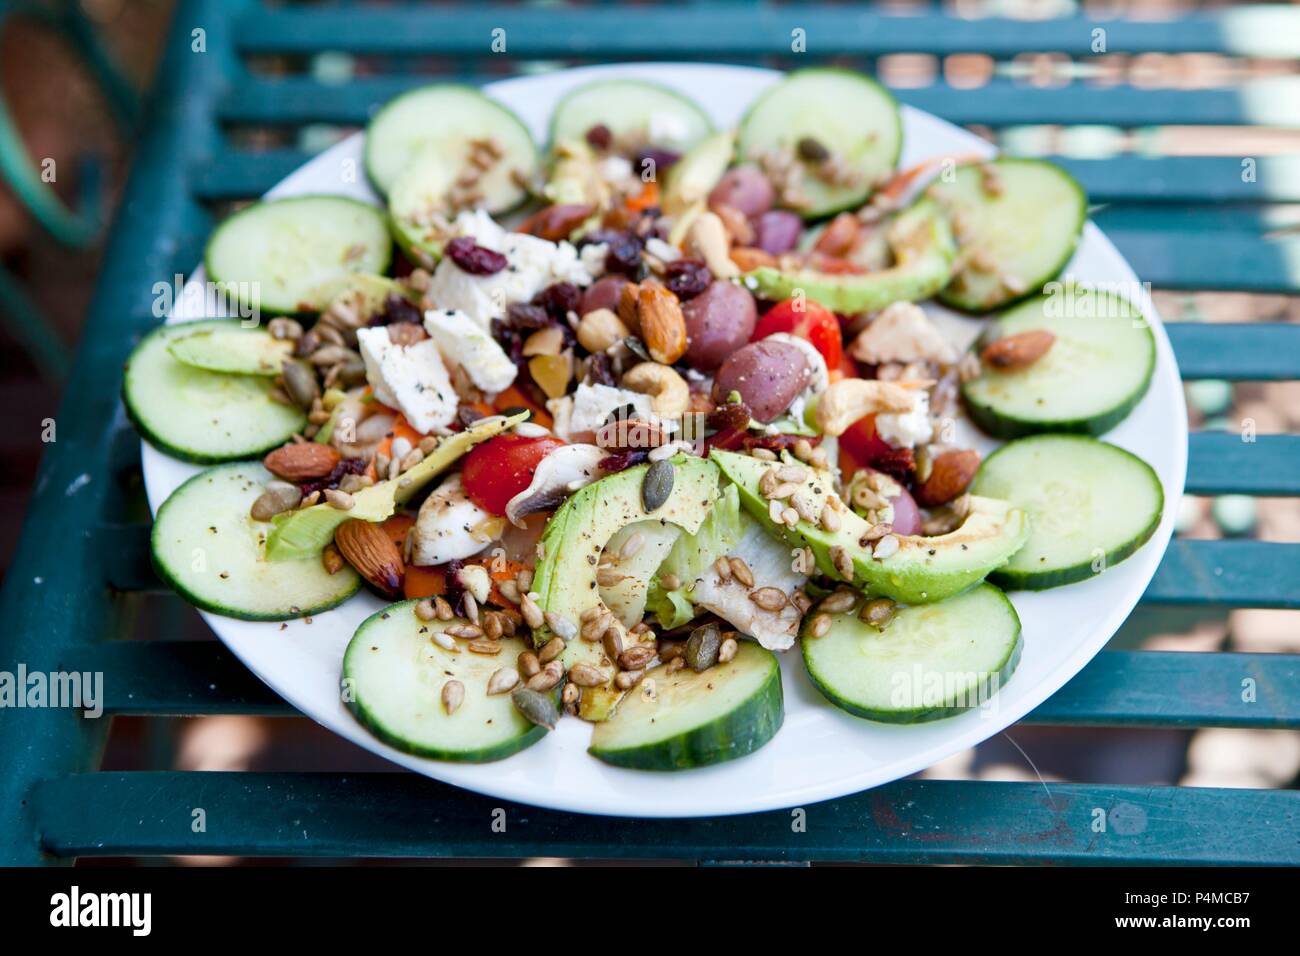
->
802, 584, 1022, 723
589, 641, 783, 770
712, 449, 1028, 604
742, 197, 956, 313
264, 412, 527, 561
532, 455, 721, 722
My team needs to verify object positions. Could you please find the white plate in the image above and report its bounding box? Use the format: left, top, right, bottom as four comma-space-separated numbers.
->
145, 63, 1187, 817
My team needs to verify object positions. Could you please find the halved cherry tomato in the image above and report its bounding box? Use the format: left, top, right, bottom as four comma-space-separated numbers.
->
839, 413, 892, 469
752, 297, 843, 372
461, 432, 564, 516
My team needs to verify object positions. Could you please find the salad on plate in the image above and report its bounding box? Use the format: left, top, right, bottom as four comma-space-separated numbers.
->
129, 69, 1164, 772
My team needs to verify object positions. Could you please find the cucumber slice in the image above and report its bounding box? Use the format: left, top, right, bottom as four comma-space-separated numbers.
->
932, 159, 1086, 313
205, 196, 391, 314
343, 600, 548, 762
737, 68, 902, 219
802, 584, 1022, 723
961, 290, 1155, 437
166, 324, 293, 376
151, 463, 360, 620
549, 79, 712, 155
588, 642, 783, 771
364, 84, 539, 212
124, 320, 307, 463
971, 435, 1164, 590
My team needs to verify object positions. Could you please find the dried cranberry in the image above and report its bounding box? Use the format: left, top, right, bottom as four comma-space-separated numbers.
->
584, 352, 617, 387
585, 123, 613, 151
367, 293, 422, 327
457, 405, 486, 429
298, 457, 368, 497
742, 433, 821, 454
505, 302, 551, 329
533, 281, 581, 320
663, 258, 712, 300
706, 400, 752, 433
599, 448, 650, 473
635, 148, 681, 175
866, 446, 915, 485
602, 232, 644, 276
446, 237, 507, 275
443, 558, 468, 616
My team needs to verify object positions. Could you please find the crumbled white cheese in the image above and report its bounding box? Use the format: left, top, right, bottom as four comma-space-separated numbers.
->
546, 383, 656, 442
424, 210, 596, 329
874, 390, 932, 449
423, 308, 517, 395
851, 301, 958, 365
412, 474, 500, 566
355, 327, 457, 435
690, 516, 805, 651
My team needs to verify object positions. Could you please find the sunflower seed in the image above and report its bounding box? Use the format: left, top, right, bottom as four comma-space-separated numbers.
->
482, 611, 504, 640
431, 631, 458, 652
872, 534, 901, 560
520, 592, 544, 629
659, 573, 681, 591
602, 627, 624, 661
820, 589, 857, 614
718, 636, 739, 663
781, 506, 800, 527
441, 680, 465, 714
820, 504, 841, 532
324, 488, 354, 511
618, 645, 657, 671
434, 596, 455, 620
642, 458, 675, 512
809, 613, 832, 638
749, 587, 787, 612
728, 556, 755, 588
444, 623, 483, 640
414, 599, 436, 622
596, 565, 627, 587
467, 638, 501, 655
462, 592, 479, 625
792, 439, 814, 462
860, 597, 897, 628
568, 663, 608, 687
512, 687, 559, 729
619, 531, 646, 561
714, 556, 733, 582
517, 650, 541, 678
526, 661, 563, 692
751, 447, 777, 461
791, 493, 818, 523
615, 669, 645, 690
859, 522, 893, 546
768, 498, 784, 524
562, 682, 580, 705
830, 545, 854, 580
543, 611, 577, 642
538, 636, 565, 664
777, 464, 807, 483
486, 668, 519, 695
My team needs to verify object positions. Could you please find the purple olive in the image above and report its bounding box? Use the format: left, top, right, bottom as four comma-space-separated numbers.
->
861, 467, 922, 536
711, 339, 812, 422
683, 281, 758, 372
579, 274, 630, 316
707, 165, 775, 218
752, 210, 804, 255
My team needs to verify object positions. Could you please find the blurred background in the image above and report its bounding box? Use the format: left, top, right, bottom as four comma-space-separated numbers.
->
2, 0, 1297, 863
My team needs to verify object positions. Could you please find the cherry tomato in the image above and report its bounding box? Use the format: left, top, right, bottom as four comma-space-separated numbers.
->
752, 297, 843, 371
461, 433, 564, 516
839, 414, 892, 467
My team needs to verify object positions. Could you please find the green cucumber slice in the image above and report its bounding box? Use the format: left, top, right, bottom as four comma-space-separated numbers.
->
364, 84, 539, 212
931, 158, 1086, 313
802, 584, 1022, 723
204, 196, 391, 314
549, 79, 712, 155
151, 463, 360, 620
166, 324, 293, 376
961, 290, 1155, 438
971, 435, 1164, 590
737, 68, 902, 219
343, 600, 549, 762
588, 641, 783, 770
125, 320, 307, 463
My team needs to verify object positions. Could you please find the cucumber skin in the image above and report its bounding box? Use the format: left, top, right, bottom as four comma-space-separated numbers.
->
123, 322, 307, 464
203, 195, 393, 317
961, 350, 1155, 439
149, 465, 361, 621
588, 653, 784, 771
547, 78, 713, 155
737, 67, 903, 221
976, 436, 1165, 591
801, 590, 1023, 723
343, 599, 550, 763
936, 158, 1087, 314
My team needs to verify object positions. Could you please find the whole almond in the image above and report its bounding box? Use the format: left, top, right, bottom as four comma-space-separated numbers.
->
914, 449, 981, 507
813, 212, 862, 258
729, 246, 778, 272
518, 203, 594, 241
334, 519, 404, 596
637, 284, 688, 365
979, 330, 1055, 371
263, 442, 340, 481
616, 281, 642, 333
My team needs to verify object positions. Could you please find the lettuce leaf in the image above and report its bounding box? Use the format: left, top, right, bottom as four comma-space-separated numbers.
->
645, 482, 742, 628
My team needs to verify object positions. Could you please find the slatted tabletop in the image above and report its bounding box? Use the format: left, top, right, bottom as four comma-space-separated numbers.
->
1, 0, 1297, 865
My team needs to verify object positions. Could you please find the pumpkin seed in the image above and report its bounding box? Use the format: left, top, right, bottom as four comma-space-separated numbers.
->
684, 622, 722, 673
642, 458, 674, 512
281, 359, 320, 410
511, 687, 559, 729
860, 597, 897, 629
250, 481, 302, 521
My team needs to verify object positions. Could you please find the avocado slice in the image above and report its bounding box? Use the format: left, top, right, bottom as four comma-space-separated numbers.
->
264, 412, 526, 561
662, 130, 735, 216
742, 197, 956, 313
711, 449, 1027, 604
532, 456, 721, 721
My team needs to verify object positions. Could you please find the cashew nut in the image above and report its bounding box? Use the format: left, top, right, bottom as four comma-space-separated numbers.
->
815, 378, 919, 437
576, 308, 629, 353
850, 301, 958, 366
686, 211, 739, 279
620, 361, 691, 418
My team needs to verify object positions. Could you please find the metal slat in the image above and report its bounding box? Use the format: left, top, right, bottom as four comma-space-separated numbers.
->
219, 76, 1300, 128
1101, 228, 1300, 292
1187, 433, 1300, 496
1167, 323, 1300, 381
1145, 540, 1300, 608
33, 772, 1300, 864
87, 642, 1300, 730
194, 152, 1300, 204
232, 6, 1300, 58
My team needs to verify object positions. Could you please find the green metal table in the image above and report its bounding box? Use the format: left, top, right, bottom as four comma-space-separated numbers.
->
1, 0, 1297, 865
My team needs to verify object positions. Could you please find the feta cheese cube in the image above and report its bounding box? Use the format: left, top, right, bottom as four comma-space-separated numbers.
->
423, 308, 517, 395
355, 327, 457, 434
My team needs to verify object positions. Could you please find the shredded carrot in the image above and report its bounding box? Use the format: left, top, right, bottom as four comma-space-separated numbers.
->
403, 565, 447, 600
380, 514, 415, 549
366, 414, 425, 480
493, 385, 552, 429
625, 179, 659, 213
